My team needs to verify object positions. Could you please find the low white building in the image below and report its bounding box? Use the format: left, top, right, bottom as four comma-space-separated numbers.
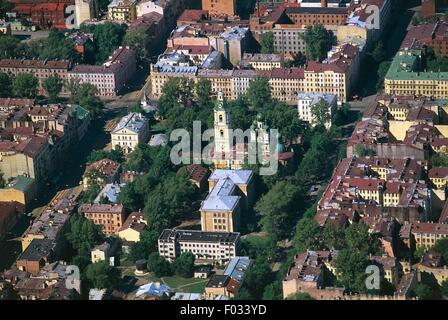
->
297, 93, 337, 129
111, 112, 149, 154
158, 229, 240, 265
136, 0, 164, 17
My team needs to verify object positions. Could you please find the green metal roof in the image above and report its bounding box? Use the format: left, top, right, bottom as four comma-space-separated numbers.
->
73, 104, 90, 121
386, 49, 448, 81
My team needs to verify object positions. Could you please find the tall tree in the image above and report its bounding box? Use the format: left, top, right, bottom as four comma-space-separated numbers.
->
85, 261, 121, 290
122, 28, 151, 62
301, 23, 333, 61
293, 217, 321, 253
172, 252, 195, 278
247, 77, 272, 111
311, 98, 331, 128
13, 73, 38, 98
255, 180, 302, 240
43, 74, 63, 102
147, 252, 172, 277
260, 32, 275, 54
0, 72, 12, 98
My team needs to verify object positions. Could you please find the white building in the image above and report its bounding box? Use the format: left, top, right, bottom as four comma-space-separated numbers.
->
136, 0, 164, 17
158, 229, 240, 265
75, 0, 98, 27
297, 93, 337, 129
111, 112, 149, 154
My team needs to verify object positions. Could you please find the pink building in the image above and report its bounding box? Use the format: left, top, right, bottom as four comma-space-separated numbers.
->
68, 47, 136, 97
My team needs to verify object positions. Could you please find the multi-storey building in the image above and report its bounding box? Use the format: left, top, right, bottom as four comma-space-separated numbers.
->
200, 169, 254, 233
107, 0, 137, 22
68, 47, 136, 97
428, 167, 448, 189
401, 21, 448, 57
240, 53, 282, 70
79, 203, 126, 235
83, 159, 121, 188
410, 222, 448, 249
111, 112, 149, 154
385, 49, 448, 99
0, 59, 70, 96
158, 229, 240, 264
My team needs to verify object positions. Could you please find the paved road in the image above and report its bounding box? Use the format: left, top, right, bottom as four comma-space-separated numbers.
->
12, 30, 50, 42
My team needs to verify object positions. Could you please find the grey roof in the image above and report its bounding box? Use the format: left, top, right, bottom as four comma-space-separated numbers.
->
223, 256, 251, 282
112, 112, 146, 134
159, 229, 240, 244
148, 133, 168, 146
297, 93, 337, 106
200, 178, 240, 212
209, 169, 253, 185
18, 239, 54, 262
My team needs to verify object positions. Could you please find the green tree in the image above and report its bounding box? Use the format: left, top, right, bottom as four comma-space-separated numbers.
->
293, 217, 320, 253
255, 180, 302, 239
0, 0, 13, 19
80, 22, 127, 64
0, 36, 27, 59
69, 81, 102, 117
13, 73, 38, 98
262, 282, 282, 300
0, 72, 12, 98
334, 249, 369, 293
30, 29, 80, 62
172, 252, 195, 278
323, 224, 346, 249
370, 41, 386, 64
147, 252, 172, 277
301, 24, 333, 61
414, 283, 437, 300
66, 214, 104, 252
430, 153, 448, 167
433, 238, 448, 263
260, 32, 275, 54
376, 61, 391, 90
246, 77, 272, 111
286, 292, 315, 300
128, 228, 159, 262
43, 74, 63, 102
122, 28, 151, 62
311, 98, 331, 128
354, 144, 376, 157
441, 279, 448, 298
85, 261, 121, 290
237, 258, 273, 299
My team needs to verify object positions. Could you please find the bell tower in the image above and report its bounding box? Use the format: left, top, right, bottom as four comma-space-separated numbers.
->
214, 91, 232, 156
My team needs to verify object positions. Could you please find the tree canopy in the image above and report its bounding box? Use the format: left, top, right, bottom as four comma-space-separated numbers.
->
260, 32, 275, 54
301, 24, 334, 61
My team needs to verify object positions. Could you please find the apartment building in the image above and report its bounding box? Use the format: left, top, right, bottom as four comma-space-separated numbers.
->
401, 21, 448, 57
158, 229, 240, 264
107, 0, 137, 22
111, 112, 149, 154
410, 222, 448, 249
79, 203, 126, 235
428, 167, 448, 189
0, 59, 70, 95
240, 53, 282, 70
385, 49, 448, 99
68, 47, 136, 97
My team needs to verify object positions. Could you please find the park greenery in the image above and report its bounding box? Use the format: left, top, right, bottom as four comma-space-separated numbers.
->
301, 23, 334, 62
260, 32, 275, 54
